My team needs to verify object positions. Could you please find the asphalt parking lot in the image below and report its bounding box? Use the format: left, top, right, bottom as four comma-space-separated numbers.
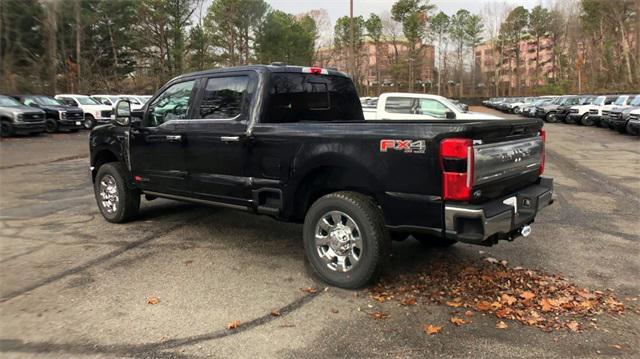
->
1, 113, 638, 358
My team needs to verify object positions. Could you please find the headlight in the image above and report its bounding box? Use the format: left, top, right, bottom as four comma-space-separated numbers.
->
16, 113, 24, 121
59, 110, 67, 119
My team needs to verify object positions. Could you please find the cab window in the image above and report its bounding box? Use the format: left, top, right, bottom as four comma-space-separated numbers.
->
385, 97, 413, 114
418, 98, 448, 118
146, 80, 196, 127
198, 76, 249, 119
23, 98, 37, 106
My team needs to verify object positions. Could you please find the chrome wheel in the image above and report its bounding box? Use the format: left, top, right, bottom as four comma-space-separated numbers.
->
314, 210, 362, 272
99, 174, 119, 214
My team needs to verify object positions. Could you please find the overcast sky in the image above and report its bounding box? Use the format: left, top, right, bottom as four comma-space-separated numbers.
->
265, 0, 552, 23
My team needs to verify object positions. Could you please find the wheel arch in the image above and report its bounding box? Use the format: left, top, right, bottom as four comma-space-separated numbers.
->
287, 158, 384, 221
91, 149, 120, 182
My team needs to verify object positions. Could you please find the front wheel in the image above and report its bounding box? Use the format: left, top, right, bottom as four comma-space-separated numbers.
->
94, 163, 140, 223
84, 115, 95, 130
1, 121, 13, 137
545, 112, 557, 123
303, 191, 389, 289
580, 113, 594, 126
45, 119, 59, 133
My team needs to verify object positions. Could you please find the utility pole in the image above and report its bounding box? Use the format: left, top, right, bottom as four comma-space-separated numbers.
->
75, 0, 81, 93
349, 0, 355, 80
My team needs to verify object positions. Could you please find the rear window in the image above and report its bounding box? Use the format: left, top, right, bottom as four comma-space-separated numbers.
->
263, 73, 363, 123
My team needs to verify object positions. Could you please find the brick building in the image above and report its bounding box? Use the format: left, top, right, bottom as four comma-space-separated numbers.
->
316, 41, 435, 94
475, 37, 555, 95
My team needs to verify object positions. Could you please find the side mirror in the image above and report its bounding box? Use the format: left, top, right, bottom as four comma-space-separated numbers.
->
113, 99, 131, 126
445, 111, 456, 119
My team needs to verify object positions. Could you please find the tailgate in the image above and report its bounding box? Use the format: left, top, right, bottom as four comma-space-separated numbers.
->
474, 137, 543, 186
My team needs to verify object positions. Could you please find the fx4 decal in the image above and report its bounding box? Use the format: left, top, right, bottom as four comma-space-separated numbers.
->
380, 139, 427, 154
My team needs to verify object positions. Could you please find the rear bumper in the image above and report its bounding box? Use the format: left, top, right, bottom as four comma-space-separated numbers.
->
444, 177, 554, 245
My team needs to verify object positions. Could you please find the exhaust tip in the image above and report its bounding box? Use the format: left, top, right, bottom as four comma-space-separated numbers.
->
521, 225, 532, 237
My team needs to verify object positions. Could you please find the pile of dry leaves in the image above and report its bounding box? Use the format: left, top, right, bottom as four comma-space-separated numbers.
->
369, 258, 629, 332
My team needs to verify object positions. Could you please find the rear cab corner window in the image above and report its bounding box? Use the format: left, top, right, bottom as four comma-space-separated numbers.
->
263, 73, 363, 123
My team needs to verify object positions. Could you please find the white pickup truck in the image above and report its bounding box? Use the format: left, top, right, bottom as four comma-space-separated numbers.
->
363, 93, 503, 120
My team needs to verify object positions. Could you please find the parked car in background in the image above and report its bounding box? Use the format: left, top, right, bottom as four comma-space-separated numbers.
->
13, 95, 84, 133
522, 97, 555, 117
626, 109, 640, 135
536, 95, 572, 122
117, 95, 150, 110
364, 93, 503, 121
55, 94, 112, 129
507, 97, 536, 114
608, 95, 640, 133
91, 95, 122, 107
0, 95, 46, 136
599, 95, 636, 128
569, 95, 617, 126
561, 95, 595, 124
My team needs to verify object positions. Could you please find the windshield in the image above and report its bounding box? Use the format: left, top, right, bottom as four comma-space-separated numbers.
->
614, 96, 628, 106
77, 96, 100, 105
34, 96, 63, 106
578, 96, 594, 105
593, 96, 606, 106
0, 96, 23, 107
629, 96, 640, 106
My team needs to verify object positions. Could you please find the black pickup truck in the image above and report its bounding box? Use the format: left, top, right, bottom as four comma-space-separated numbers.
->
90, 65, 553, 288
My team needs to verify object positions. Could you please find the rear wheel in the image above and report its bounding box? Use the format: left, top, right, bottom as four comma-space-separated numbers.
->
565, 115, 576, 124
545, 112, 557, 123
45, 118, 58, 133
303, 191, 389, 289
412, 234, 457, 247
84, 114, 95, 130
94, 163, 140, 223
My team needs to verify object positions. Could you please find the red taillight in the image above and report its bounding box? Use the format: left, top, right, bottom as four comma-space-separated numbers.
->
440, 138, 473, 201
302, 66, 328, 75
539, 128, 546, 175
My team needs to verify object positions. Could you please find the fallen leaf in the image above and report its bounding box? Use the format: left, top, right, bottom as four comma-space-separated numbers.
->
540, 298, 553, 312
184, 260, 193, 266
495, 308, 513, 318
372, 294, 387, 303
147, 296, 160, 305
424, 324, 442, 335
610, 344, 622, 350
270, 309, 281, 317
501, 294, 517, 305
226, 320, 241, 330
450, 316, 468, 326
475, 301, 493, 311
496, 321, 508, 329
446, 301, 463, 308
520, 291, 536, 300
368, 311, 390, 320
300, 287, 317, 294
401, 297, 417, 306
566, 321, 579, 332
330, 308, 339, 314
464, 310, 474, 317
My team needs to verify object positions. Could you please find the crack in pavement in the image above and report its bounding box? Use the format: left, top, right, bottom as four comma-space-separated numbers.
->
0, 213, 206, 303
0, 290, 322, 358
0, 154, 87, 170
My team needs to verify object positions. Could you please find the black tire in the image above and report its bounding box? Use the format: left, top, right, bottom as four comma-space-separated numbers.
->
84, 114, 95, 130
626, 122, 637, 135
303, 191, 389, 289
545, 112, 557, 123
412, 234, 457, 247
94, 162, 140, 223
45, 118, 59, 133
616, 125, 626, 134
1, 121, 13, 137
565, 114, 576, 124
580, 113, 594, 126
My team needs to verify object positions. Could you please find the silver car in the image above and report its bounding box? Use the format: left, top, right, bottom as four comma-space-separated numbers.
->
0, 95, 46, 136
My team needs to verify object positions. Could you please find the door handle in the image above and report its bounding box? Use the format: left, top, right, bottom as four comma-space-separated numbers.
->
221, 136, 240, 142
166, 135, 182, 142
